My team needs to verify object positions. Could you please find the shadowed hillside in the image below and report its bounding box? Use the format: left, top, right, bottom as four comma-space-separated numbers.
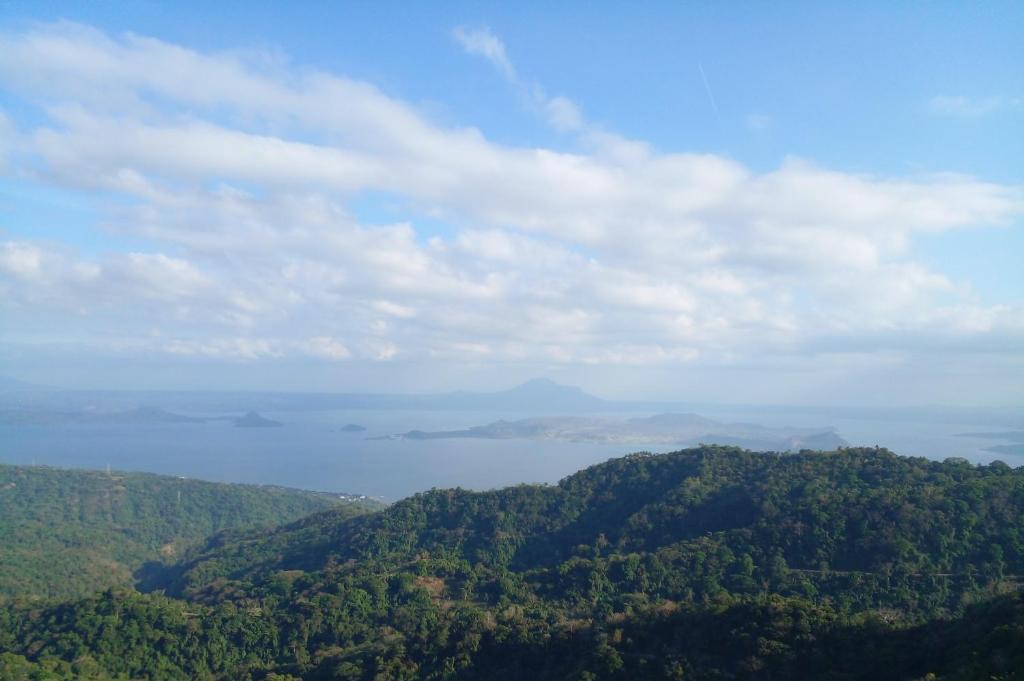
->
0, 464, 381, 599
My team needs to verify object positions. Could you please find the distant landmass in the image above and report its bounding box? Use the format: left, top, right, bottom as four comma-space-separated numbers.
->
381, 412, 846, 452
985, 444, 1024, 456
233, 411, 282, 428
2, 376, 1022, 429
341, 423, 367, 432
957, 430, 1024, 442
439, 377, 607, 411
956, 430, 1024, 457
0, 376, 610, 414
0, 406, 209, 426
0, 406, 284, 428
0, 375, 52, 392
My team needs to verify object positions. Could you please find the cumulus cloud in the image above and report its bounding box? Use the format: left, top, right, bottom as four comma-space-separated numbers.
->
0, 22, 1022, 388
0, 240, 258, 321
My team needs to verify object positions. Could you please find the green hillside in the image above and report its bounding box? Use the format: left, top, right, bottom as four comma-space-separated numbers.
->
1, 447, 1023, 680
0, 464, 381, 600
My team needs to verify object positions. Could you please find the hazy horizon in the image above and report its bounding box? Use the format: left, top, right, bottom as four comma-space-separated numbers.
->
4, 374, 1024, 415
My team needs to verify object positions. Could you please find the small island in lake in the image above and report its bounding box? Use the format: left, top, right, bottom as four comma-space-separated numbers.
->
233, 411, 282, 428
341, 423, 367, 432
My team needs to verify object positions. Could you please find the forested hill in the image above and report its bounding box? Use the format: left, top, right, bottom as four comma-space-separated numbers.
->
0, 464, 381, 599
166, 445, 1023, 595
2, 447, 1023, 680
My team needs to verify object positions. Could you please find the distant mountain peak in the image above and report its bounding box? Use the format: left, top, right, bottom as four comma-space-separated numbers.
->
495, 378, 605, 408
431, 378, 604, 411
508, 378, 588, 395
519, 377, 560, 387
234, 411, 282, 428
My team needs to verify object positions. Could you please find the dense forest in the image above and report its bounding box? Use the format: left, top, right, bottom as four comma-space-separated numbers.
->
0, 464, 380, 599
1, 447, 1023, 679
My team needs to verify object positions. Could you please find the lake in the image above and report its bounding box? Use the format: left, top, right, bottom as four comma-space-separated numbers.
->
1, 407, 1020, 500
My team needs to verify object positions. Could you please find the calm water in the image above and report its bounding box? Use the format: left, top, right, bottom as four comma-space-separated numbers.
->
1, 408, 1020, 500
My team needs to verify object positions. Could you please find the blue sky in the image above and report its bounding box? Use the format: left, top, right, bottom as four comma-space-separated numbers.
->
0, 1, 1021, 403
4, 2, 1021, 174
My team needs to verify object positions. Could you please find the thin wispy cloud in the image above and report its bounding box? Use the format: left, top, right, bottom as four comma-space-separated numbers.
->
746, 114, 771, 132
452, 26, 516, 81
927, 95, 1022, 117
452, 24, 583, 132
698, 62, 719, 115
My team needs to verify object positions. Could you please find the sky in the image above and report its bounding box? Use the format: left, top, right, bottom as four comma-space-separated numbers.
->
0, 1, 1022, 405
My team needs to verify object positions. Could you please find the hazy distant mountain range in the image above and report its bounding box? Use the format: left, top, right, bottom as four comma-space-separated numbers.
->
0, 405, 280, 428
1, 376, 1020, 429
0, 378, 846, 448
0, 378, 604, 413
381, 412, 846, 452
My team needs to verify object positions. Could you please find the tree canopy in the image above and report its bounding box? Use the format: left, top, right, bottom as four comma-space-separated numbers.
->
2, 447, 1023, 679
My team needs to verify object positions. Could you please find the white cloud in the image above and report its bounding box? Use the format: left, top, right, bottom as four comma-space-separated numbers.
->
0, 241, 46, 278
0, 110, 15, 170
745, 114, 771, 132
452, 26, 515, 80
452, 25, 584, 133
0, 22, 1022, 387
302, 336, 352, 360
927, 95, 1022, 116
162, 337, 281, 360
366, 340, 399, 361
545, 96, 584, 132
374, 300, 417, 318
0, 240, 250, 317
